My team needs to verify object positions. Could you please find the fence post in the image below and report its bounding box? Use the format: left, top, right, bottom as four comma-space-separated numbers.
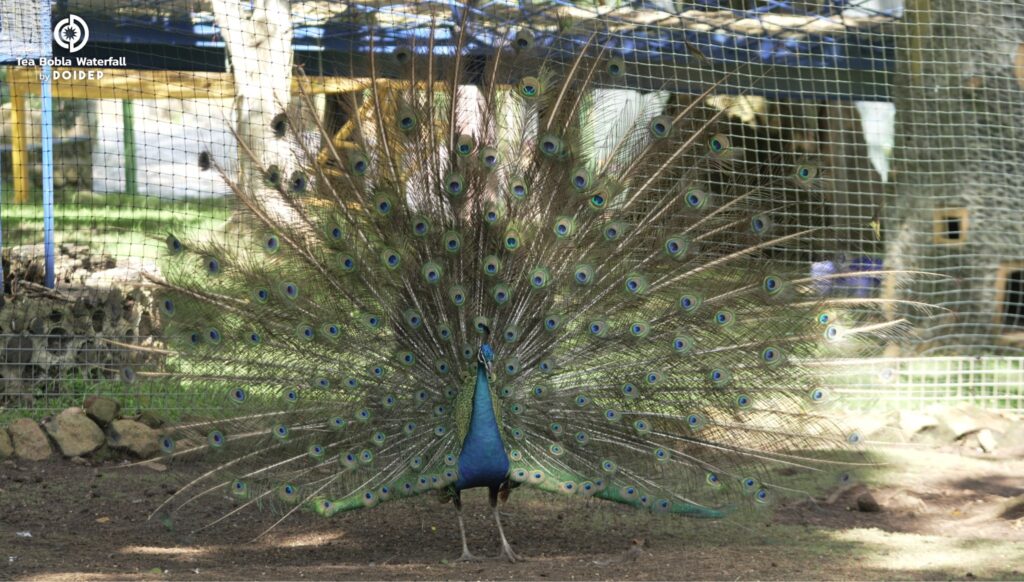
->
122, 99, 138, 196
40, 63, 55, 289
9, 77, 31, 205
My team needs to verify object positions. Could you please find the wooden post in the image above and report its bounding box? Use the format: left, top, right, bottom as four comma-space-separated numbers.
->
9, 77, 32, 205
122, 100, 138, 196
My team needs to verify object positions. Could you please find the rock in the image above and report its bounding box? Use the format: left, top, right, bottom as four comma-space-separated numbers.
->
70, 456, 89, 465
856, 491, 882, 513
886, 491, 928, 514
0, 428, 13, 458
897, 410, 938, 438
135, 411, 164, 429
84, 396, 120, 426
931, 406, 980, 439
1001, 422, 1024, 449
932, 404, 1013, 439
977, 429, 999, 453
8, 418, 52, 461
842, 413, 890, 440
998, 495, 1024, 520
44, 408, 105, 457
106, 419, 159, 458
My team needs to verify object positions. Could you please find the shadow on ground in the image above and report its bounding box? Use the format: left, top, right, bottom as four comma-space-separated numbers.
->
1, 446, 1022, 580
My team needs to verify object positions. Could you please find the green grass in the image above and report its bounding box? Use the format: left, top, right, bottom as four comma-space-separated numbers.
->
833, 356, 1024, 412
1, 187, 230, 262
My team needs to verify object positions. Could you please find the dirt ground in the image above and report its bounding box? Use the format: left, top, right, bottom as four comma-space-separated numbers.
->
2, 444, 1023, 581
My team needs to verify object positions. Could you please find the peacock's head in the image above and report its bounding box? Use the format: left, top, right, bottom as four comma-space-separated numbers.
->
478, 323, 495, 362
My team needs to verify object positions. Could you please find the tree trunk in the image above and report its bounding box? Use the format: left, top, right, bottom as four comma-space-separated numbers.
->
211, 0, 301, 227
886, 0, 1024, 355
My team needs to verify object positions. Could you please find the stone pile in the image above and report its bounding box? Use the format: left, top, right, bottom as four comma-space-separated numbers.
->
845, 403, 1024, 456
0, 244, 161, 406
0, 396, 162, 463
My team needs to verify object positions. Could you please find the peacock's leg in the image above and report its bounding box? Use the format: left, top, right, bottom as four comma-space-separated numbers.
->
489, 487, 521, 563
453, 493, 482, 562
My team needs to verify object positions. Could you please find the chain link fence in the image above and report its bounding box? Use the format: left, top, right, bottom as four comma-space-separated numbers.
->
1, 0, 1022, 418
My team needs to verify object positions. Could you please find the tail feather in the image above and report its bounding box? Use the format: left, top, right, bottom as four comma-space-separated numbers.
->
121, 15, 920, 535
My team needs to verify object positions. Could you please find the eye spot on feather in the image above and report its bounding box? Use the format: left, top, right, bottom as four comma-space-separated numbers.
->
544, 315, 562, 331
709, 368, 730, 385
714, 310, 734, 326
264, 165, 282, 187
649, 115, 672, 138
393, 47, 411, 64
288, 171, 307, 193
504, 232, 521, 251
270, 113, 288, 138
273, 424, 290, 440
761, 347, 783, 365
206, 430, 225, 449
381, 249, 401, 270
413, 218, 430, 236
479, 147, 499, 169
751, 214, 771, 234
673, 335, 694, 353
684, 188, 708, 209
422, 262, 443, 284
794, 163, 818, 182
205, 257, 221, 276
707, 134, 730, 156
491, 282, 512, 305
509, 178, 528, 199
607, 56, 625, 77
686, 414, 705, 432
514, 29, 535, 51
165, 235, 183, 255
443, 231, 463, 253
231, 479, 248, 497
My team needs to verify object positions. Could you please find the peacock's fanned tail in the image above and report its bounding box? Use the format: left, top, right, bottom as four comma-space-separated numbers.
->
131, 17, 916, 534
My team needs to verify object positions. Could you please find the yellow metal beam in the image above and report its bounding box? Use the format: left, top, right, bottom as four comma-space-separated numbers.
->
7, 67, 372, 100
8, 78, 32, 204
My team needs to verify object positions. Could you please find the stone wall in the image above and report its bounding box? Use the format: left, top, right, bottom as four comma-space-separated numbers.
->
0, 244, 161, 407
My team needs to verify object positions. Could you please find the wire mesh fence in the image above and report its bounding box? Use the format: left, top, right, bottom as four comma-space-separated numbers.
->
0, 0, 1022, 417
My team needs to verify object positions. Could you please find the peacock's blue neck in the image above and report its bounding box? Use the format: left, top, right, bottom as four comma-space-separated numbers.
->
454, 357, 509, 491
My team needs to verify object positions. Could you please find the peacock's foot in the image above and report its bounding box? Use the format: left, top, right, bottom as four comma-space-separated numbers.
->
497, 543, 523, 563
456, 551, 484, 562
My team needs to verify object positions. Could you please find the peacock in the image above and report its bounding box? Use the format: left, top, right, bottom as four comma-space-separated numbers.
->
129, 12, 929, 563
